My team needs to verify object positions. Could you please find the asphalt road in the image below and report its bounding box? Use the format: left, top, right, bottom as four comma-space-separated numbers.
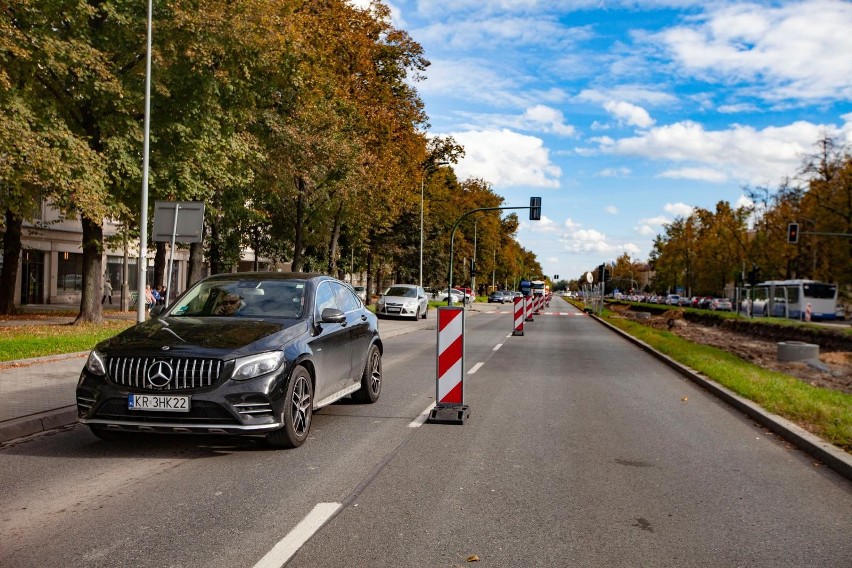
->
1, 297, 850, 567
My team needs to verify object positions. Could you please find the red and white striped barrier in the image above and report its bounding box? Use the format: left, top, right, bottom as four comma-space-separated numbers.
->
428, 306, 471, 424
533, 294, 542, 315
805, 302, 812, 322
512, 295, 525, 336
525, 295, 534, 321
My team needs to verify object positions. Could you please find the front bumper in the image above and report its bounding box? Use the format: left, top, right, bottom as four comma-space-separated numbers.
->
76, 368, 288, 435
376, 303, 420, 317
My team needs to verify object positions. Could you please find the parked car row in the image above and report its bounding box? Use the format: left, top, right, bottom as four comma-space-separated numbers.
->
487, 290, 523, 303
625, 294, 734, 311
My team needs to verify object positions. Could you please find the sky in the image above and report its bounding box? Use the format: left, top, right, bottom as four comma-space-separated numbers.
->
358, 0, 852, 282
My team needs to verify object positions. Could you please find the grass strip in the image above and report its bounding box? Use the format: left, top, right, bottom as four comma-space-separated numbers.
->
604, 313, 852, 451
0, 321, 134, 362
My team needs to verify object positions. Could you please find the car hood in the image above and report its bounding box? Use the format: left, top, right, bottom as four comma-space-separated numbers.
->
97, 317, 310, 358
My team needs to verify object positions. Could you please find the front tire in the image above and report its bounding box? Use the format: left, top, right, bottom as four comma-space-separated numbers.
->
267, 365, 313, 448
352, 344, 381, 403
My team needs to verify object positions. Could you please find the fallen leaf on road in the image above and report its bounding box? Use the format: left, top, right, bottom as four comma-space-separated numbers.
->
681, 396, 688, 402
467, 555, 480, 562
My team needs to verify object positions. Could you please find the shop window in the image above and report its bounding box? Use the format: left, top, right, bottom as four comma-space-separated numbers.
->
57, 252, 83, 291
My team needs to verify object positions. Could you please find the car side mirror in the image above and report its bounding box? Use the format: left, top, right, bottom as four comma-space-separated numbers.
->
320, 307, 346, 324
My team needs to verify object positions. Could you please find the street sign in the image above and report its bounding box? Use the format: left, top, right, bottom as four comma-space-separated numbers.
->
586, 272, 593, 283
153, 201, 205, 243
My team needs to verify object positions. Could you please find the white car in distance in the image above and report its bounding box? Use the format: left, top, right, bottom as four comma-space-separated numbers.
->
375, 284, 429, 320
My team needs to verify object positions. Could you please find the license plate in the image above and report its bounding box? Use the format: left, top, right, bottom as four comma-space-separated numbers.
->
388, 307, 401, 312
128, 394, 190, 412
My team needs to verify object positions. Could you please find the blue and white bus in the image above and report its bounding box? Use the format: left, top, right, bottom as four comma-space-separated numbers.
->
746, 279, 838, 320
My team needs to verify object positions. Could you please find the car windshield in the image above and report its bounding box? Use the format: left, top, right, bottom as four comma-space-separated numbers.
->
167, 279, 307, 318
385, 286, 417, 298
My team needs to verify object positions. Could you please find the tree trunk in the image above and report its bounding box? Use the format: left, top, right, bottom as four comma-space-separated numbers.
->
326, 202, 343, 275
208, 223, 223, 275
291, 176, 306, 272
187, 241, 205, 288
74, 214, 104, 324
154, 241, 166, 289
0, 209, 22, 315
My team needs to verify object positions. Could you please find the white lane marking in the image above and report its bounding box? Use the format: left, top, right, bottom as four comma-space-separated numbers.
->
493, 343, 503, 351
253, 502, 341, 568
468, 362, 485, 374
506, 333, 512, 338
409, 403, 436, 428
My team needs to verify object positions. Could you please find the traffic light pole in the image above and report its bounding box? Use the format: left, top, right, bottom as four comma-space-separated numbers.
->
447, 201, 540, 306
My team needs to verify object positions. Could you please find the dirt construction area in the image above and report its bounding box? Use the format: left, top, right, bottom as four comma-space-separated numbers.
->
607, 304, 852, 395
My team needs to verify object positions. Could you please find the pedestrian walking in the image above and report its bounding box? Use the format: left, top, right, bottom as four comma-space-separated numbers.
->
102, 277, 113, 305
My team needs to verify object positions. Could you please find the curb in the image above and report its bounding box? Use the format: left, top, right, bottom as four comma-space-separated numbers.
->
589, 313, 852, 482
0, 407, 78, 444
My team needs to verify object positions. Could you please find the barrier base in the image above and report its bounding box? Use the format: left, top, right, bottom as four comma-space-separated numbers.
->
525, 317, 534, 322
512, 330, 524, 336
427, 404, 470, 425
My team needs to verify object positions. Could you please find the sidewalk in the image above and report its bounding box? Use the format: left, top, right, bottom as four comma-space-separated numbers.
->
0, 303, 138, 327
0, 302, 499, 444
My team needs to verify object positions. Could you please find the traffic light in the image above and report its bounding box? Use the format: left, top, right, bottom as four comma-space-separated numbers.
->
529, 197, 541, 221
554, 274, 559, 280
787, 222, 799, 244
470, 259, 477, 277
748, 265, 761, 286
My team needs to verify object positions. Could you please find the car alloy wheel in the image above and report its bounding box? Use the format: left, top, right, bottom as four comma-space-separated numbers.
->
268, 365, 313, 448
353, 344, 381, 403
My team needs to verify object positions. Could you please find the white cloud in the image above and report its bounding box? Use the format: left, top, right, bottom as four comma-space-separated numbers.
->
658, 167, 728, 183
559, 226, 641, 256
576, 87, 678, 107
634, 215, 671, 236
656, 1, 852, 102
717, 103, 760, 114
529, 215, 559, 233
564, 218, 581, 229
420, 58, 524, 107
457, 105, 576, 136
414, 14, 594, 52
450, 129, 562, 188
735, 195, 753, 209
664, 202, 694, 217
598, 119, 833, 185
597, 167, 631, 177
604, 205, 619, 214
603, 101, 655, 128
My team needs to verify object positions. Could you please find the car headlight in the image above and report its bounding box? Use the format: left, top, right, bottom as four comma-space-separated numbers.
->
232, 352, 285, 381
85, 350, 107, 376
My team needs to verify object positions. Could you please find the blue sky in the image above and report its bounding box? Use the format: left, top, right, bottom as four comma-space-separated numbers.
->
360, 0, 852, 281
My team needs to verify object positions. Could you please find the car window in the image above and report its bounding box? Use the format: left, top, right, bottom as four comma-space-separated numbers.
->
334, 282, 361, 312
386, 286, 416, 297
315, 282, 338, 317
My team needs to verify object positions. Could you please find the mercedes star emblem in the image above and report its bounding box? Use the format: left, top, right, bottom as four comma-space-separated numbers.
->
147, 360, 174, 388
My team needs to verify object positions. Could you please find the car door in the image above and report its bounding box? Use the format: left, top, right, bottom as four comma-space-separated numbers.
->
333, 282, 372, 381
309, 281, 352, 403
